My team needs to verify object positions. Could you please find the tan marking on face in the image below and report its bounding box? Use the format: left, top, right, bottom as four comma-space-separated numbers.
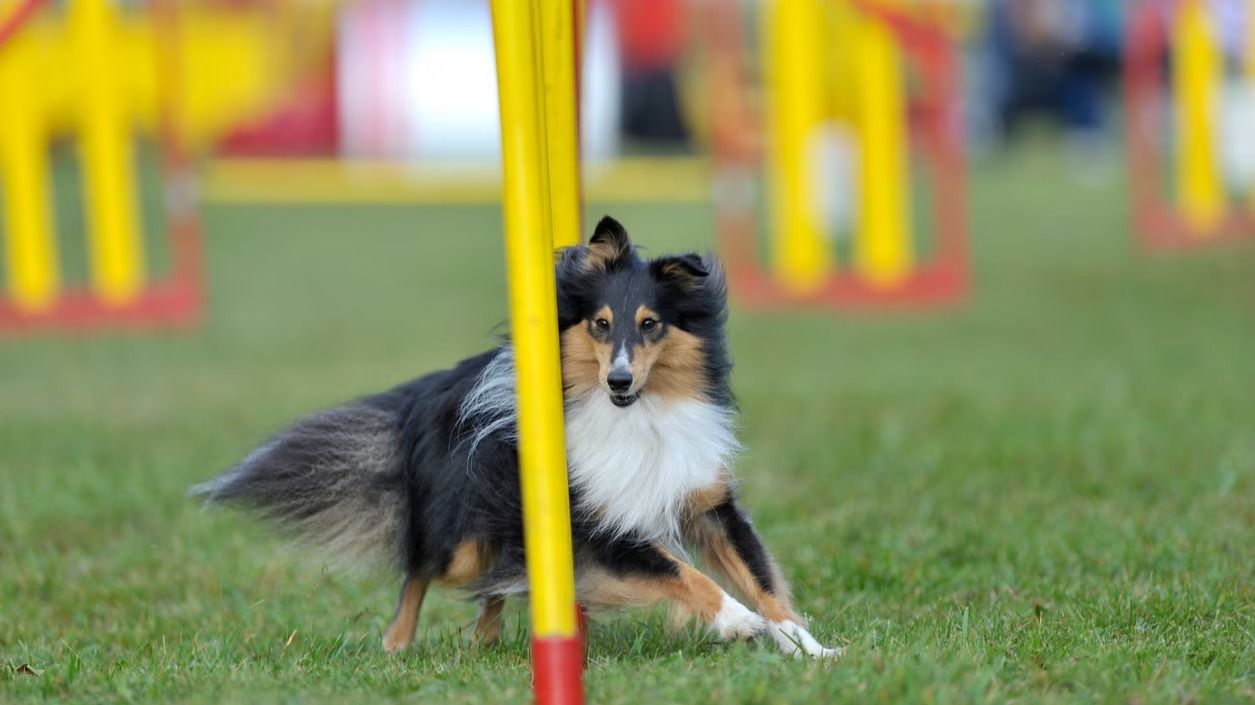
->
440, 540, 491, 586
561, 322, 612, 399
628, 342, 660, 392
642, 327, 707, 400
382, 576, 429, 652
688, 517, 801, 625
624, 305, 707, 400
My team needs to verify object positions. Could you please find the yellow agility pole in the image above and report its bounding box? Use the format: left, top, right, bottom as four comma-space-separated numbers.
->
763, 0, 830, 295
72, 0, 146, 303
0, 35, 59, 312
490, 1, 583, 703
1173, 0, 1224, 235
853, 2, 913, 287
538, 0, 581, 249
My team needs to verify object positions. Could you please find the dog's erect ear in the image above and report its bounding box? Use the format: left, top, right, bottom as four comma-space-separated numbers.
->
650, 253, 709, 289
590, 215, 630, 250
586, 216, 632, 268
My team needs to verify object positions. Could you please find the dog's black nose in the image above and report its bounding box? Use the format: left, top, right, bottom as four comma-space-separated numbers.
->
607, 370, 633, 393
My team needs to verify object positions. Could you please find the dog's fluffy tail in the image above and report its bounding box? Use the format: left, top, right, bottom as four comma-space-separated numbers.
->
191, 402, 406, 565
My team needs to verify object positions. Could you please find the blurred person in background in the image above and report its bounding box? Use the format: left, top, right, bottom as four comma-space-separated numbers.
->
978, 0, 1123, 172
613, 0, 690, 145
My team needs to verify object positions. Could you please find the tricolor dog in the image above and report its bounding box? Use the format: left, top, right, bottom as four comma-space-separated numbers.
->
194, 216, 839, 659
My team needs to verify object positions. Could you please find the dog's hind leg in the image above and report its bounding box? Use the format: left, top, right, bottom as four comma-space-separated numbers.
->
382, 575, 429, 652
472, 595, 506, 645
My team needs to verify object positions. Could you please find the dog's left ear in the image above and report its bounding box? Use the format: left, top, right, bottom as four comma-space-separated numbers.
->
586, 215, 632, 268
650, 253, 709, 288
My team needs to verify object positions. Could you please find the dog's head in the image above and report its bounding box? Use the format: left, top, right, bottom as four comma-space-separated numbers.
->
556, 216, 730, 408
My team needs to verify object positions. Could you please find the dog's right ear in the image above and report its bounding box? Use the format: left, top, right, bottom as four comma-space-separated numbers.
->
586, 216, 632, 269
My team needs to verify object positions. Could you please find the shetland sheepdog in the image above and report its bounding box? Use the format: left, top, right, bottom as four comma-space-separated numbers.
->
193, 216, 838, 658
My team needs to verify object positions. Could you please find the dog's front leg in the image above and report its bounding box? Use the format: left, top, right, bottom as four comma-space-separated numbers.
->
688, 499, 842, 658
578, 537, 766, 641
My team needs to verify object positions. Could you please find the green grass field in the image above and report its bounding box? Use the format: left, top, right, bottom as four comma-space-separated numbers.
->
2, 145, 1254, 704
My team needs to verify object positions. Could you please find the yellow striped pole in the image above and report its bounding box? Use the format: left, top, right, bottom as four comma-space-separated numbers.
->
72, 0, 146, 304
490, 0, 582, 703
0, 30, 59, 312
1173, 0, 1224, 235
763, 0, 830, 295
853, 1, 913, 287
538, 0, 581, 249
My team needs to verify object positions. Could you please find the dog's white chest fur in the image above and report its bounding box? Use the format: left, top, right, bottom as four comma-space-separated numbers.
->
458, 349, 738, 543
565, 394, 739, 543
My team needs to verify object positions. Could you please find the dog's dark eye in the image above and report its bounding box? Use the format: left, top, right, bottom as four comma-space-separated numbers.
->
640, 318, 657, 332
594, 318, 610, 331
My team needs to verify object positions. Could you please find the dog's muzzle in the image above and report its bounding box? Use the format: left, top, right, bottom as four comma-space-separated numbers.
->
607, 368, 637, 407
609, 391, 639, 407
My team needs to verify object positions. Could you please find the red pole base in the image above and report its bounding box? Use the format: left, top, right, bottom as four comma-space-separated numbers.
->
532, 636, 584, 705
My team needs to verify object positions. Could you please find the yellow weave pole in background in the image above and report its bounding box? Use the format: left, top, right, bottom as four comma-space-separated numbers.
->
538, 0, 580, 249
763, 0, 830, 294
0, 25, 59, 312
853, 1, 913, 287
1173, 0, 1224, 235
490, 0, 582, 703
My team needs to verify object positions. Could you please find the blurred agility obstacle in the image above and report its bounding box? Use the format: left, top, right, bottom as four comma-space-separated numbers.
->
708, 0, 969, 310
0, 0, 287, 329
490, 0, 584, 703
1125, 0, 1255, 249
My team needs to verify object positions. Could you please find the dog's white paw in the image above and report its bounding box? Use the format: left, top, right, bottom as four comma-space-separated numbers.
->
710, 593, 767, 640
767, 620, 842, 659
